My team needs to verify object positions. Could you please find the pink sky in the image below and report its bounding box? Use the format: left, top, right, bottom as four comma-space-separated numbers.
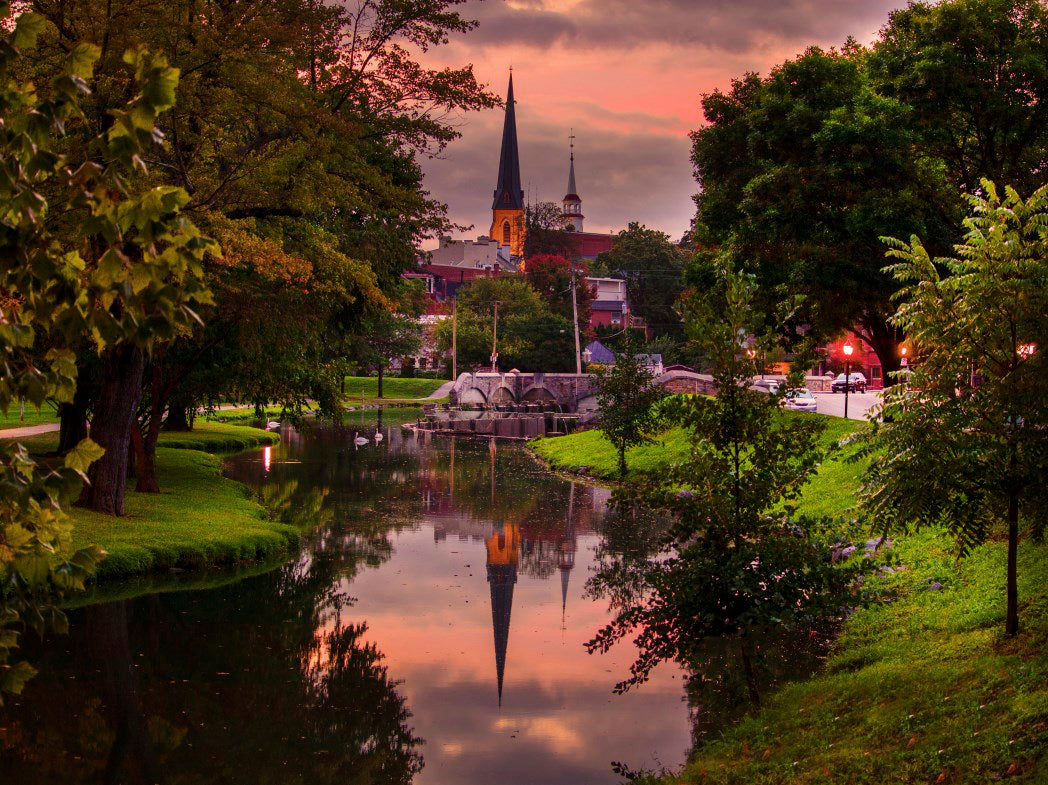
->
417, 0, 907, 247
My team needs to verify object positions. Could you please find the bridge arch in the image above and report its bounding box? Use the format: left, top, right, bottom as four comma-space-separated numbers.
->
490, 386, 516, 403
522, 386, 557, 405
458, 387, 488, 405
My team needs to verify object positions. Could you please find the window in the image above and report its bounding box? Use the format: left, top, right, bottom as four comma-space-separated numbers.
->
871, 366, 882, 379
502, 221, 511, 244
611, 314, 621, 325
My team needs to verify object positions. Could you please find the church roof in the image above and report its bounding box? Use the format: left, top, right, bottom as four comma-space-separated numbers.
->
492, 74, 524, 211
564, 150, 579, 201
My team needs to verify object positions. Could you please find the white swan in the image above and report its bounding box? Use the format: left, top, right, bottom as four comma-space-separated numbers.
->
374, 431, 384, 443
266, 420, 280, 430
353, 432, 369, 446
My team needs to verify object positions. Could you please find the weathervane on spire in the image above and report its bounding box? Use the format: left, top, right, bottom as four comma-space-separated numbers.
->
569, 128, 575, 161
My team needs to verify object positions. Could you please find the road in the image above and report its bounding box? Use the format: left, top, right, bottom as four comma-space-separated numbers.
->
812, 390, 881, 420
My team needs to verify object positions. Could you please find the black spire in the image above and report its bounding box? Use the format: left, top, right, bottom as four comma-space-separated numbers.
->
488, 562, 516, 706
492, 73, 524, 210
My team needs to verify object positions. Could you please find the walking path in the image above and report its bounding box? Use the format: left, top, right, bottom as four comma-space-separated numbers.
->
0, 423, 60, 438
422, 380, 455, 400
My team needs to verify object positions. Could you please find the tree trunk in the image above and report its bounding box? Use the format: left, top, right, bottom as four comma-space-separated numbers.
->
618, 445, 627, 480
377, 365, 384, 398
131, 421, 160, 493
58, 399, 90, 454
1006, 488, 1019, 637
78, 344, 145, 516
164, 403, 191, 431
861, 314, 902, 387
740, 637, 761, 707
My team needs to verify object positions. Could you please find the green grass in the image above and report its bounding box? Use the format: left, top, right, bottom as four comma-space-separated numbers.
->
530, 413, 864, 518
3, 422, 287, 580
68, 448, 297, 579
0, 404, 60, 428
342, 375, 447, 402
664, 531, 1048, 784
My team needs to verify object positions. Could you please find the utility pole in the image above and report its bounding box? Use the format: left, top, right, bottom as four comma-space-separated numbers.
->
570, 262, 582, 375
452, 300, 457, 380
491, 302, 499, 372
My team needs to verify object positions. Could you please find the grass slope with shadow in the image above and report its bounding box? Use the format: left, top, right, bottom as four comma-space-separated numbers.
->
4, 424, 290, 580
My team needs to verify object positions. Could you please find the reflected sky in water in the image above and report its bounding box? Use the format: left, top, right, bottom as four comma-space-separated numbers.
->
0, 415, 691, 784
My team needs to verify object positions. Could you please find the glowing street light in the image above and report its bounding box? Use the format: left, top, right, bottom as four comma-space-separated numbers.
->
1019, 343, 1036, 358
842, 343, 854, 420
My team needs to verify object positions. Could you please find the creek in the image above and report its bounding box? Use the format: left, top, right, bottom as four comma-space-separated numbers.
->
0, 411, 693, 784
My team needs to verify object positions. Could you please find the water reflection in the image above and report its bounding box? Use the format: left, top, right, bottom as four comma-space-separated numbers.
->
0, 415, 691, 784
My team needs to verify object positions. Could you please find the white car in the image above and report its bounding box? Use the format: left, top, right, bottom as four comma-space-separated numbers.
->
783, 388, 818, 412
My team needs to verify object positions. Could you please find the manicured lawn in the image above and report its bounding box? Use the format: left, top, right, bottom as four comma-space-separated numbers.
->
0, 404, 60, 427
69, 448, 296, 579
342, 375, 447, 401
4, 423, 287, 579
530, 412, 864, 518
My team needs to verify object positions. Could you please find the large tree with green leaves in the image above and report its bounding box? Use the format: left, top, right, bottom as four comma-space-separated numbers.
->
588, 258, 849, 703
856, 181, 1048, 637
593, 223, 686, 337
691, 44, 954, 380
0, 6, 217, 690
871, 0, 1048, 198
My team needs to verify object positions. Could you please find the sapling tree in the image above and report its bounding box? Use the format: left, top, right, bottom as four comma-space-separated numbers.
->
593, 331, 667, 479
587, 258, 852, 703
857, 181, 1048, 637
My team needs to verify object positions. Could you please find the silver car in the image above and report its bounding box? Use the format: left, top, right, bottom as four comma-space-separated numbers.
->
784, 387, 818, 412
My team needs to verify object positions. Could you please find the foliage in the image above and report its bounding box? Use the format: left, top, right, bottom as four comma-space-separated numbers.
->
593, 222, 686, 337
433, 276, 576, 371
593, 331, 666, 479
0, 8, 190, 695
872, 0, 1048, 197
855, 181, 1048, 636
690, 43, 955, 378
587, 258, 851, 700
524, 253, 593, 327
523, 200, 574, 259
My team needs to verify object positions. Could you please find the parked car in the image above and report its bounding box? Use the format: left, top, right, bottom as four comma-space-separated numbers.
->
752, 379, 781, 395
831, 372, 867, 393
783, 387, 818, 412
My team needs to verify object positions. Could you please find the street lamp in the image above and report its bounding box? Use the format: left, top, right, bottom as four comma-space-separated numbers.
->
842, 342, 854, 420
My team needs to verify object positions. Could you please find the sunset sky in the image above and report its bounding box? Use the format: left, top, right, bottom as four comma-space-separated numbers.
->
418, 0, 907, 246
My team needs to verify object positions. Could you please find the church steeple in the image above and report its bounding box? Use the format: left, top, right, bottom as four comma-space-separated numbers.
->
486, 522, 521, 706
490, 72, 526, 259
492, 73, 524, 211
561, 131, 584, 232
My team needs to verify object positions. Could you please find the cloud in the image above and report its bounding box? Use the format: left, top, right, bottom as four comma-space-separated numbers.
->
459, 0, 903, 53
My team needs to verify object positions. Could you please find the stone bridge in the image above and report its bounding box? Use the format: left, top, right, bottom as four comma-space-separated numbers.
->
449, 370, 716, 412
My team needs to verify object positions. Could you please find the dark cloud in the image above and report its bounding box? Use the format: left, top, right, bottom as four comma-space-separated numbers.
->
460, 0, 904, 53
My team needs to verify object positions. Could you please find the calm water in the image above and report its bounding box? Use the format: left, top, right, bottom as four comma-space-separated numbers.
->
0, 413, 693, 784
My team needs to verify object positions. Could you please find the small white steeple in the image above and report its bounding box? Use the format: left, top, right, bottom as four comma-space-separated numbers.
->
561, 130, 584, 232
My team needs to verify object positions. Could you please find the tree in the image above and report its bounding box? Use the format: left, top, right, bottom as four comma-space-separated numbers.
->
587, 258, 850, 702
523, 201, 574, 260
434, 276, 576, 371
690, 44, 955, 381
524, 253, 593, 327
856, 181, 1048, 637
593, 332, 666, 478
594, 223, 686, 337
872, 0, 1048, 198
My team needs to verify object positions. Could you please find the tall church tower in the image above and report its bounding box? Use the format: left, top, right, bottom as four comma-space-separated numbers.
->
560, 133, 583, 232
490, 73, 525, 259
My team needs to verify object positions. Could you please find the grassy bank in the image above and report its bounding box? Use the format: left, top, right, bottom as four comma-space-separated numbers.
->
665, 531, 1048, 784
530, 418, 1048, 783
342, 375, 447, 402
530, 413, 863, 519
5, 423, 288, 580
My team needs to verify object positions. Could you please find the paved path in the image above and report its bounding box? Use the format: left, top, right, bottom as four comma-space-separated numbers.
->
813, 390, 881, 420
422, 380, 454, 400
0, 423, 60, 438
